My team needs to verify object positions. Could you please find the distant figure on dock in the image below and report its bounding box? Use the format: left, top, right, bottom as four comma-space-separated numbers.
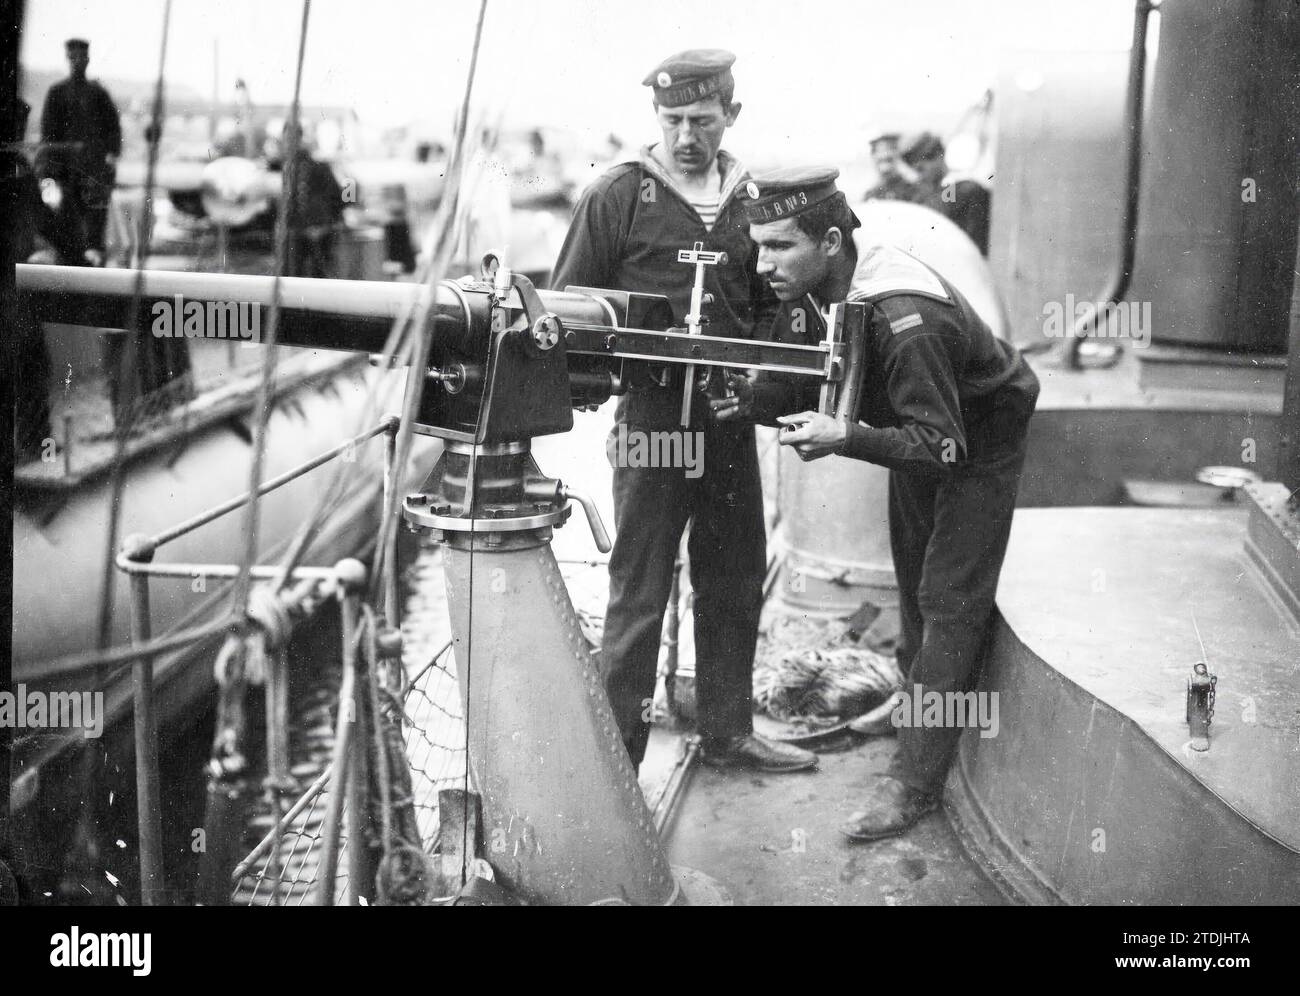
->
900, 131, 991, 256
37, 38, 121, 263
267, 122, 345, 278
380, 184, 417, 274
861, 132, 916, 203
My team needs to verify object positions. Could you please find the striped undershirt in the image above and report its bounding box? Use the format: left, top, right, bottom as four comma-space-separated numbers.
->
688, 191, 720, 231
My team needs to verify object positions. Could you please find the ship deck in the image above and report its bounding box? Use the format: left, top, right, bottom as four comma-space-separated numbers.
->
946, 504, 1300, 904
534, 400, 1299, 904
997, 506, 1300, 850
660, 730, 1003, 905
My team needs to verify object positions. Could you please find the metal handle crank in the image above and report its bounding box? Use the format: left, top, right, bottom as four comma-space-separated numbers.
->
560, 486, 612, 554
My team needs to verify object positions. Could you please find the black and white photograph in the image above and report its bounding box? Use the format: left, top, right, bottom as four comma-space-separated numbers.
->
1, 0, 1297, 936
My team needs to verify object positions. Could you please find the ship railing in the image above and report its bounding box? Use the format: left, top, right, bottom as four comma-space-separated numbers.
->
24, 389, 475, 905
20, 416, 400, 685
56, 414, 409, 905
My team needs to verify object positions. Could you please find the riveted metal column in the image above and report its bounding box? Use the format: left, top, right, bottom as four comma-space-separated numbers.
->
441, 536, 676, 906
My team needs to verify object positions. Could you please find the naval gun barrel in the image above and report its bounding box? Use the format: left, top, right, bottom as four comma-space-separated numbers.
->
14, 263, 611, 358
15, 263, 862, 447
15, 264, 836, 381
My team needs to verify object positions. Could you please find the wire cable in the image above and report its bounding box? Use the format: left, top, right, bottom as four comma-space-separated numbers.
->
233, 0, 313, 618
94, 0, 173, 652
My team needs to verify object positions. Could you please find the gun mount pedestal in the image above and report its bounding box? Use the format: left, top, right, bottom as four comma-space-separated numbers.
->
405, 440, 679, 904
440, 533, 677, 904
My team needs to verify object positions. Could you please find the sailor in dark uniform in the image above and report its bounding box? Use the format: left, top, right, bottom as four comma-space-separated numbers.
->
900, 131, 992, 256
267, 122, 345, 278
549, 50, 816, 774
862, 132, 916, 203
37, 38, 121, 259
717, 167, 1038, 839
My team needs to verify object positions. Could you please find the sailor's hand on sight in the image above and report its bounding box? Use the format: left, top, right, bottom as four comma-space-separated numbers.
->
709, 373, 754, 421
777, 411, 847, 461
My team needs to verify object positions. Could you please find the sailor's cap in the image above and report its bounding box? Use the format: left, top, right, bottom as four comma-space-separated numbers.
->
642, 49, 736, 108
868, 132, 902, 150
740, 166, 844, 225
900, 131, 945, 165
65, 38, 90, 50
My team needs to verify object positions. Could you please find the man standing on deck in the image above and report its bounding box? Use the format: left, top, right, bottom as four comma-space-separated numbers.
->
862, 133, 916, 203
716, 167, 1038, 838
548, 50, 817, 775
37, 38, 121, 263
900, 131, 992, 256
267, 122, 346, 278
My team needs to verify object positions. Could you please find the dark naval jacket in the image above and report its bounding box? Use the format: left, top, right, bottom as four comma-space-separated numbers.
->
759, 244, 1039, 476
862, 174, 917, 203
914, 179, 992, 256
38, 77, 121, 182
549, 146, 778, 427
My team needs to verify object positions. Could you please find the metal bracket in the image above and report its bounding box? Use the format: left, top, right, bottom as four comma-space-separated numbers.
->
819, 301, 870, 422
1187, 661, 1217, 751
676, 241, 728, 426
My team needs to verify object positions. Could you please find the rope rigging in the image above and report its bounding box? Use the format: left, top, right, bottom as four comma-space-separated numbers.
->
199, 0, 317, 904
94, 0, 174, 653
226, 0, 493, 905
233, 0, 314, 618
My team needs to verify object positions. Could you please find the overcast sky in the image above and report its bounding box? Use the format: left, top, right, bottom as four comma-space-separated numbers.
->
20, 0, 1141, 161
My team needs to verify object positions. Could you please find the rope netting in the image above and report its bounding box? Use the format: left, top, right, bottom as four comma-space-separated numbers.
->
230, 550, 466, 906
